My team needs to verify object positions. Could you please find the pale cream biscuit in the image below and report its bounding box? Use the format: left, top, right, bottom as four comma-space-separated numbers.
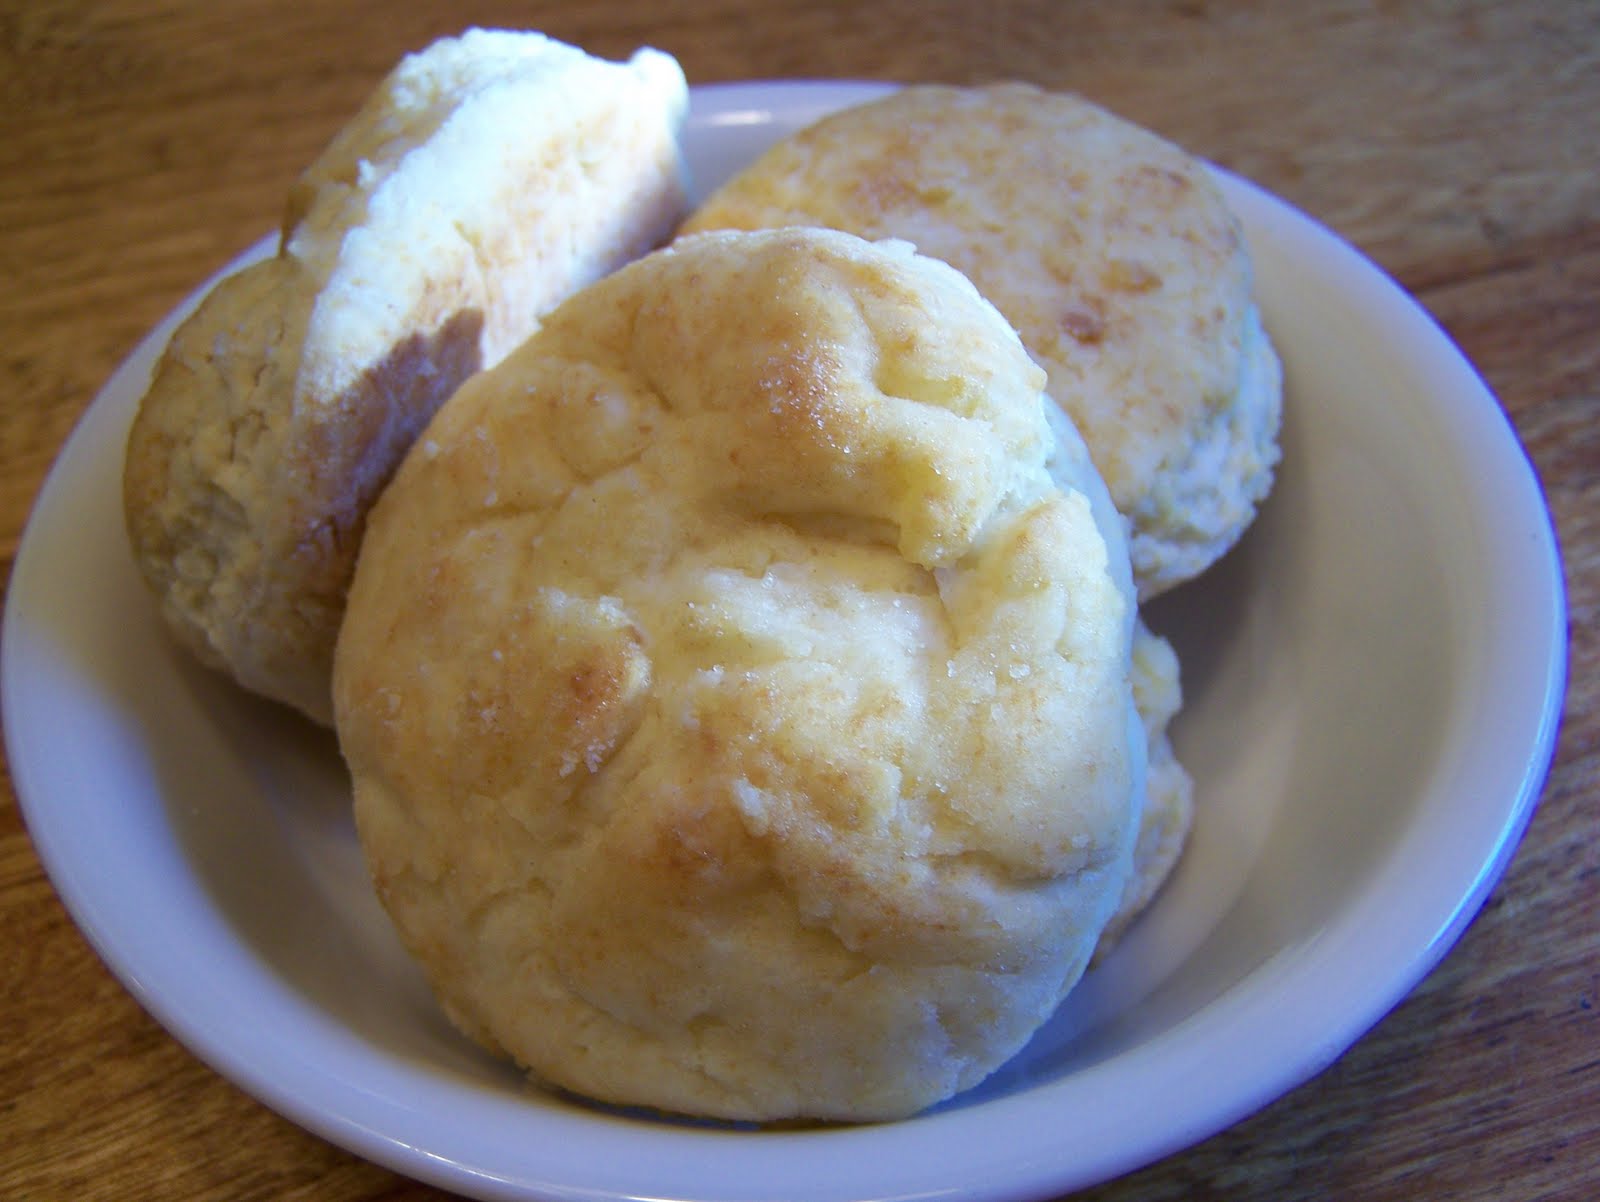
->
681, 83, 1283, 599
1041, 399, 1192, 956
124, 30, 689, 723
334, 227, 1145, 1122
1099, 619, 1193, 955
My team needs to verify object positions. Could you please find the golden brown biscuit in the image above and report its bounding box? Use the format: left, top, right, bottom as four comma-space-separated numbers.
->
124, 30, 689, 723
682, 83, 1283, 599
334, 227, 1144, 1122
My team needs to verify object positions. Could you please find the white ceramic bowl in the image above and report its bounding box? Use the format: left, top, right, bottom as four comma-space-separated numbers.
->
2, 81, 1566, 1202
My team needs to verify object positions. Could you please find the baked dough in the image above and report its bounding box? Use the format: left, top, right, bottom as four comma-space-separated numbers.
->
124, 30, 689, 723
1041, 400, 1191, 955
682, 83, 1283, 599
334, 227, 1144, 1121
1101, 618, 1192, 954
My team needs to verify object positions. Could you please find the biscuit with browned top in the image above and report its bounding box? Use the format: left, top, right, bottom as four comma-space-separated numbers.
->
682, 84, 1282, 599
334, 227, 1144, 1121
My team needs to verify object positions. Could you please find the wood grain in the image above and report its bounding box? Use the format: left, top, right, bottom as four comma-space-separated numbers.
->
2, 2, 1595, 1199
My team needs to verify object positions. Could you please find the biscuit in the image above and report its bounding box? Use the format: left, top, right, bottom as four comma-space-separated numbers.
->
1099, 618, 1192, 954
334, 227, 1144, 1121
681, 83, 1283, 599
123, 30, 689, 723
1041, 399, 1191, 955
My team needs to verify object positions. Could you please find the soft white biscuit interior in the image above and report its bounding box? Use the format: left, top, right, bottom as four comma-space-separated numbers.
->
335, 228, 1143, 1121
290, 32, 691, 381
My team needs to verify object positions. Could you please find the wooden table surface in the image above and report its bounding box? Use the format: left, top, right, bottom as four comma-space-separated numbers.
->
2, 2, 1595, 1199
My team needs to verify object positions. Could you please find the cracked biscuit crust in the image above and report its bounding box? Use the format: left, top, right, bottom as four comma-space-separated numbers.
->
681, 83, 1283, 599
334, 228, 1143, 1122
123, 30, 689, 723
